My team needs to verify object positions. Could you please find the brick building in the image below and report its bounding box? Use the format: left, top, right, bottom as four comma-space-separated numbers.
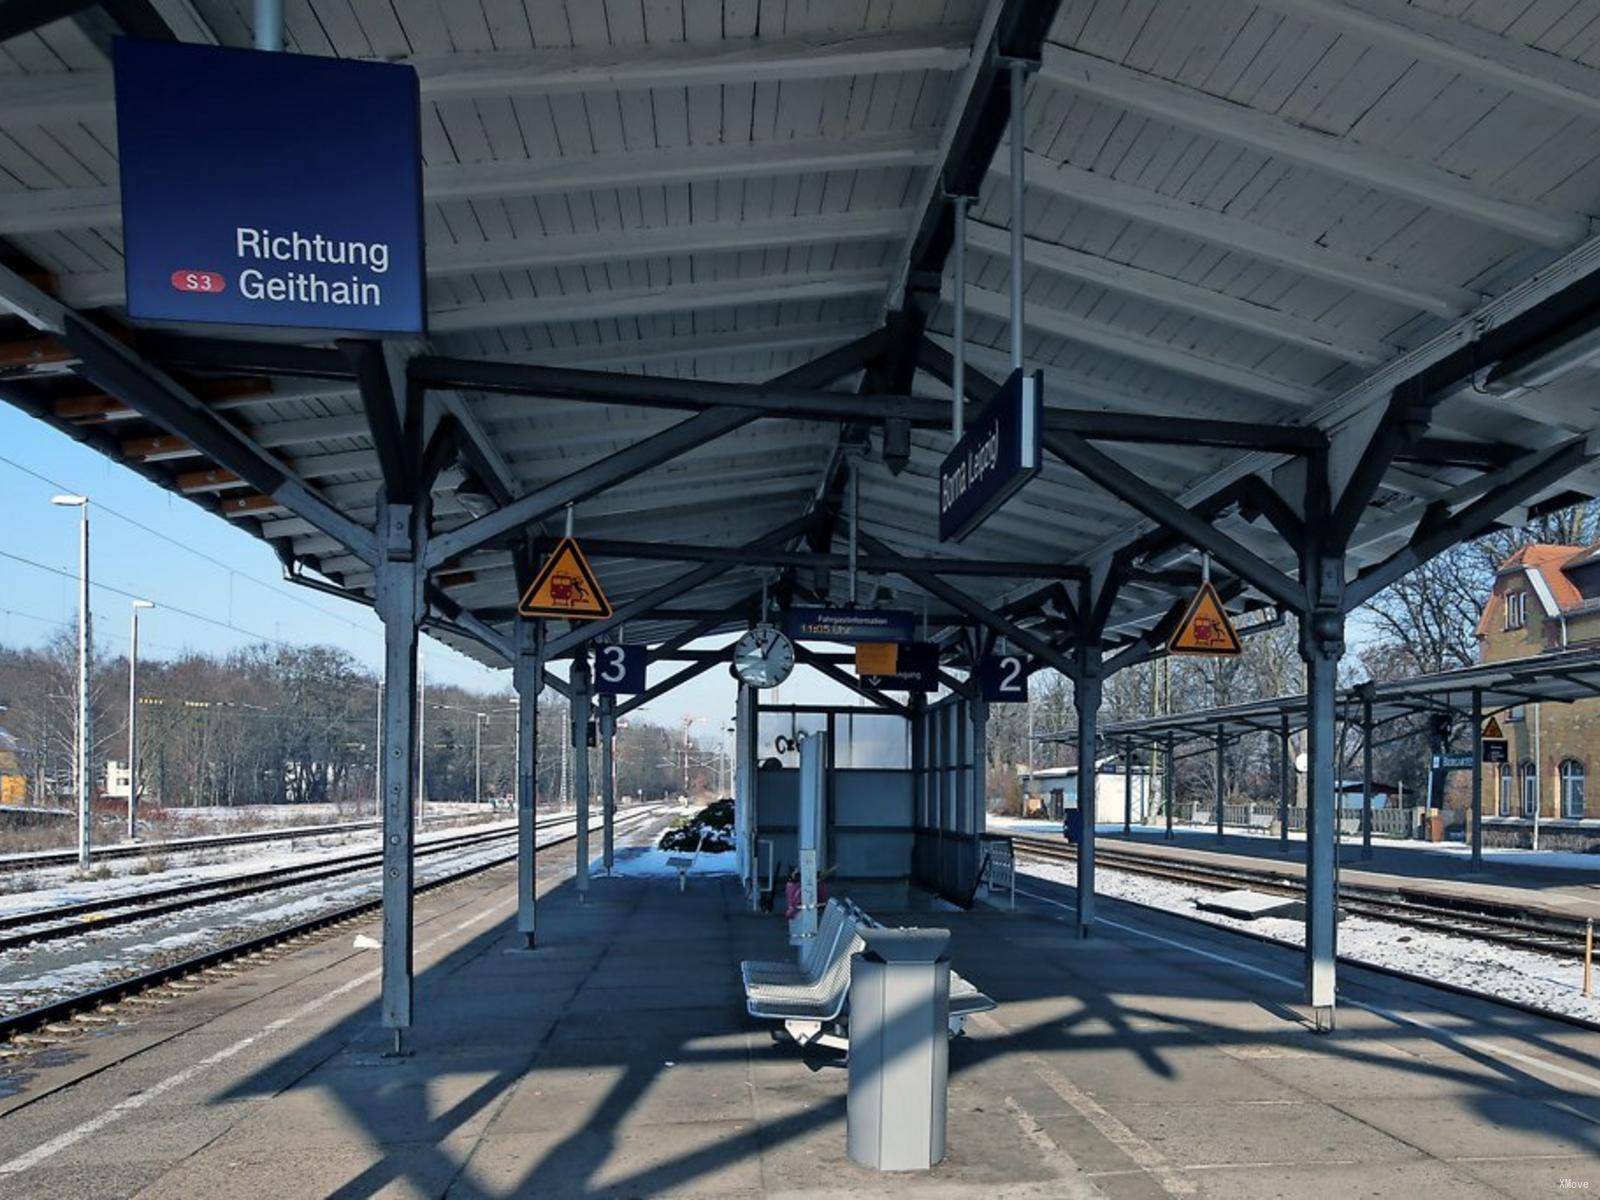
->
1476, 545, 1600, 839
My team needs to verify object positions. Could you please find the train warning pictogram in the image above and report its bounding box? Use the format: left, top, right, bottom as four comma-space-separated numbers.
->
1167, 581, 1242, 657
517, 537, 612, 621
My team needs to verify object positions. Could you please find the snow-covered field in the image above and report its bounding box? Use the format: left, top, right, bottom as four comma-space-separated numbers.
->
1018, 857, 1600, 1024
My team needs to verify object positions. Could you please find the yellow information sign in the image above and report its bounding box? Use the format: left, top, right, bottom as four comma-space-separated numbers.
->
517, 537, 612, 620
856, 642, 899, 675
1167, 581, 1242, 657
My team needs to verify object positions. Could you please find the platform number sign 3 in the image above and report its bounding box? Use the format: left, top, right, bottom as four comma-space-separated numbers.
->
592, 644, 646, 696
979, 654, 1029, 703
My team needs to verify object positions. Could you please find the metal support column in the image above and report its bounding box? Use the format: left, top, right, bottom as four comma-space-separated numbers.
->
571, 656, 592, 900
1073, 652, 1102, 938
1215, 728, 1226, 844
1164, 732, 1175, 841
1302, 606, 1343, 1030
373, 501, 422, 1052
970, 695, 988, 837
512, 619, 541, 948
1471, 686, 1484, 870
736, 683, 756, 905
1361, 687, 1374, 861
600, 695, 616, 874
1279, 713, 1291, 852
1123, 738, 1133, 836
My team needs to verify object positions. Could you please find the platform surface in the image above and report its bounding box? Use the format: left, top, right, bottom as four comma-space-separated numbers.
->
1, 847, 1596, 1199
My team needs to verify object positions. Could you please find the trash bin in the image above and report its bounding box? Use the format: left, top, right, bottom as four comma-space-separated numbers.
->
1063, 808, 1083, 845
846, 927, 951, 1171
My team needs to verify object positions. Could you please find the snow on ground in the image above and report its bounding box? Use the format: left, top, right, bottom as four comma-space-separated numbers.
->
0, 818, 523, 919
1018, 857, 1600, 1024
987, 815, 1600, 872
601, 848, 738, 880
0, 816, 617, 1017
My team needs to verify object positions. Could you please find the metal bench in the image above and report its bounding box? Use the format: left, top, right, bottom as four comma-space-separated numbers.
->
740, 900, 994, 1052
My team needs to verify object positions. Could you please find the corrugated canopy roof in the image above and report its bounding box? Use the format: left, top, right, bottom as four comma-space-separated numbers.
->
3, 1, 1600, 682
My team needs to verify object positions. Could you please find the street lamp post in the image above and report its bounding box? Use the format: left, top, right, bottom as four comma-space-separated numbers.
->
127, 599, 154, 840
52, 494, 91, 871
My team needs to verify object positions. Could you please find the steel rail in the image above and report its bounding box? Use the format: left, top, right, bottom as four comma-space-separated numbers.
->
1012, 835, 1592, 958
0, 807, 664, 1044
0, 819, 576, 949
1007, 847, 1600, 1037
0, 811, 492, 873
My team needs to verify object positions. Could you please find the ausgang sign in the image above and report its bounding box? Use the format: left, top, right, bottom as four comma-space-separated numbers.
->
114, 39, 426, 335
938, 369, 1043, 542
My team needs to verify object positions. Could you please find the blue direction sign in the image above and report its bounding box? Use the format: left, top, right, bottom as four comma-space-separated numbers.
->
939, 369, 1043, 542
114, 39, 425, 334
861, 642, 940, 693
591, 644, 646, 695
978, 654, 1030, 702
786, 606, 916, 644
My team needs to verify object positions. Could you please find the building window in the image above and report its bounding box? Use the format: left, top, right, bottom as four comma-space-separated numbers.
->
1498, 762, 1513, 816
1503, 590, 1528, 630
1521, 760, 1539, 818
1561, 760, 1586, 819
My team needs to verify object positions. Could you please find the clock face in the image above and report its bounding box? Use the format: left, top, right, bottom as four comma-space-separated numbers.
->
733, 624, 795, 688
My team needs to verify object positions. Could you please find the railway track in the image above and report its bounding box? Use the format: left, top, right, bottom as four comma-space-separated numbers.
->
1012, 834, 1592, 958
0, 811, 489, 873
0, 804, 667, 1045
0, 818, 569, 951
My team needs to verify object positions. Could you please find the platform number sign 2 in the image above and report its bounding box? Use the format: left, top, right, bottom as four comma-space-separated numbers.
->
979, 654, 1029, 703
591, 645, 646, 696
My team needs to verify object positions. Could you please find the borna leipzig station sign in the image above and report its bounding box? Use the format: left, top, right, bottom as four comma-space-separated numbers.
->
938, 369, 1043, 542
114, 39, 425, 335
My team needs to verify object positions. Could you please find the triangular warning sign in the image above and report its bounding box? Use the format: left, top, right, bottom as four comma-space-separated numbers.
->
517, 537, 612, 620
1167, 581, 1242, 657
1483, 716, 1505, 740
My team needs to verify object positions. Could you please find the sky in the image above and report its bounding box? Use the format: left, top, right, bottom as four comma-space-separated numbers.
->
0, 406, 855, 733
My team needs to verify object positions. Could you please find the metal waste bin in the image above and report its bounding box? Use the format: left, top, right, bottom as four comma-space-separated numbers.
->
846, 927, 950, 1171
1064, 808, 1083, 845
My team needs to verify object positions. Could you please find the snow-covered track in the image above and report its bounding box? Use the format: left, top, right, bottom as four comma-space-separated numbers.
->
1013, 835, 1593, 958
0, 805, 664, 1044
0, 812, 480, 873
0, 818, 572, 950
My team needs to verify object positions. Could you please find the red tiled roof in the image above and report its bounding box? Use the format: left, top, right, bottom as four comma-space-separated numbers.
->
1482, 544, 1591, 636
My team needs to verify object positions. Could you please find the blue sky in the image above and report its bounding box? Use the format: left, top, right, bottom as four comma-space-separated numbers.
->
0, 406, 856, 730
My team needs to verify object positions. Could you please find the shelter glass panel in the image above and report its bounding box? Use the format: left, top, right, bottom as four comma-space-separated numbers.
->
756, 711, 828, 769
833, 713, 910, 769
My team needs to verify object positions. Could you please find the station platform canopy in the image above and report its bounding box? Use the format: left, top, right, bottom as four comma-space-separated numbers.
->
1038, 646, 1600, 751
8, 0, 1600, 1036
1, 0, 1600, 678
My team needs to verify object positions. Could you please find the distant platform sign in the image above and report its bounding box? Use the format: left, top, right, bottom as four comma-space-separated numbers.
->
978, 654, 1029, 702
115, 39, 425, 334
1167, 582, 1242, 657
519, 538, 612, 621
939, 369, 1042, 542
592, 644, 646, 695
787, 606, 915, 644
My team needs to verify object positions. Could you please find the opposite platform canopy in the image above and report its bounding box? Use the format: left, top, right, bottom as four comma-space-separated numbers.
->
4, 1, 1600, 674
1039, 647, 1600, 751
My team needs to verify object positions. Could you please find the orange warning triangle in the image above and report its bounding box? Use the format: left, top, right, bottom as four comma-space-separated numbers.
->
1483, 716, 1505, 740
517, 537, 612, 620
1167, 581, 1242, 657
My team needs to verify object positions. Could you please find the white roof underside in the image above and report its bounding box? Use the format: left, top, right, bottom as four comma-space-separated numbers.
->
5, 0, 1600, 667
